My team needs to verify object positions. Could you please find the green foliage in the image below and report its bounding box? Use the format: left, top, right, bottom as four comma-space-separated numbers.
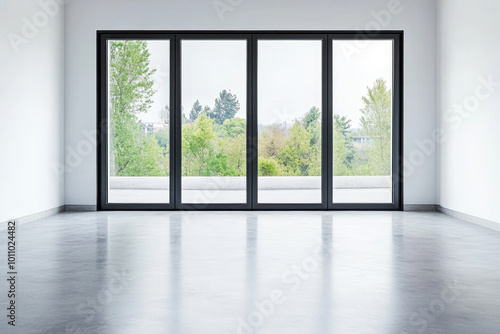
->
221, 118, 246, 138
208, 90, 240, 125
302, 106, 321, 148
109, 41, 395, 180
276, 122, 316, 176
333, 125, 349, 176
224, 134, 246, 176
259, 158, 280, 176
109, 40, 156, 116
182, 113, 216, 175
189, 100, 202, 122
109, 40, 166, 177
154, 130, 169, 150
303, 106, 320, 129
334, 114, 355, 169
108, 43, 390, 180
118, 136, 168, 176
259, 123, 287, 159
359, 78, 392, 175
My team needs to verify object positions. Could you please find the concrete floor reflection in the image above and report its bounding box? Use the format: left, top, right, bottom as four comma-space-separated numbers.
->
2, 211, 500, 333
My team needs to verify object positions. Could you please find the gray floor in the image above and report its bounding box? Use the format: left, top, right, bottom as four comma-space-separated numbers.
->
1, 211, 500, 334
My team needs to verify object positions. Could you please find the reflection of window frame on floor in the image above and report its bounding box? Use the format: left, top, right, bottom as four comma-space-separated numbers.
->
97, 31, 403, 211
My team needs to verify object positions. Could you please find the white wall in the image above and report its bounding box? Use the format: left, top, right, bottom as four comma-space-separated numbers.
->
64, 0, 437, 206
438, 0, 500, 223
0, 0, 65, 222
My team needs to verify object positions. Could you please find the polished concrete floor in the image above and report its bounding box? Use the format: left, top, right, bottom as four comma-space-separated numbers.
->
1, 211, 500, 334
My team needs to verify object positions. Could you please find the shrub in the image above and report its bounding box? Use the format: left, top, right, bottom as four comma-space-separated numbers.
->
259, 158, 280, 176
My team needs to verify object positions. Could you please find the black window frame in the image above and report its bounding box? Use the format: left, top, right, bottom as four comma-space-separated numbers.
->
97, 30, 403, 211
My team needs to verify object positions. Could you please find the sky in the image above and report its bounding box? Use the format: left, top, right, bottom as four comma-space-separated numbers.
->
131, 39, 393, 127
333, 40, 393, 128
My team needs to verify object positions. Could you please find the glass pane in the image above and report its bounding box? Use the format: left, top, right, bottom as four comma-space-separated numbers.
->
181, 40, 247, 204
108, 40, 170, 203
332, 40, 393, 203
257, 40, 322, 204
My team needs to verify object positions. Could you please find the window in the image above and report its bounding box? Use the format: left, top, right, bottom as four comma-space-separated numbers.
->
98, 31, 403, 210
257, 39, 323, 205
180, 39, 247, 205
332, 39, 394, 204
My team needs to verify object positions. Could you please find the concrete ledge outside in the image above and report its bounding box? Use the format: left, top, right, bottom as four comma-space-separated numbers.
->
109, 175, 392, 190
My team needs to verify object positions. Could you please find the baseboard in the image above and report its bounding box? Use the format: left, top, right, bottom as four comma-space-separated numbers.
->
404, 204, 438, 211
64, 205, 97, 212
0, 205, 65, 228
438, 206, 500, 232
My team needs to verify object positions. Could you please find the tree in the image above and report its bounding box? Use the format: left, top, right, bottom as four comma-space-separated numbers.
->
119, 136, 168, 176
208, 90, 240, 125
259, 158, 280, 176
223, 134, 246, 176
276, 122, 312, 176
110, 40, 156, 116
303, 106, 320, 129
159, 105, 169, 125
259, 122, 287, 158
182, 113, 216, 175
109, 40, 165, 176
334, 114, 355, 169
359, 78, 392, 175
222, 118, 246, 138
303, 106, 321, 148
154, 130, 169, 150
301, 106, 322, 175
333, 125, 349, 176
202, 105, 211, 115
189, 100, 202, 122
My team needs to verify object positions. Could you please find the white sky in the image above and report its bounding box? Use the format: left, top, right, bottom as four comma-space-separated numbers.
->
181, 40, 247, 120
135, 39, 393, 127
333, 40, 393, 128
142, 40, 170, 123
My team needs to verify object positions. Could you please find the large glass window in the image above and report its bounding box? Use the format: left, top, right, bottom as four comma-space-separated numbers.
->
257, 40, 323, 204
332, 40, 394, 204
180, 40, 247, 204
98, 32, 402, 210
107, 40, 170, 204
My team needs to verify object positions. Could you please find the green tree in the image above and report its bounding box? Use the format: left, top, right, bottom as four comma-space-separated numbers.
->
302, 106, 321, 175
303, 106, 321, 147
222, 118, 246, 138
333, 125, 349, 176
208, 90, 240, 125
182, 113, 216, 175
360, 78, 392, 175
189, 100, 202, 122
259, 123, 287, 159
154, 130, 169, 150
109, 40, 165, 176
224, 134, 246, 176
276, 122, 312, 176
334, 114, 355, 169
259, 158, 280, 176
303, 106, 320, 129
118, 135, 168, 176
